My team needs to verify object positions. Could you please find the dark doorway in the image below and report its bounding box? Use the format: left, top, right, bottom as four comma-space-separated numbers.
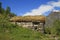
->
32, 22, 40, 25
32, 22, 40, 30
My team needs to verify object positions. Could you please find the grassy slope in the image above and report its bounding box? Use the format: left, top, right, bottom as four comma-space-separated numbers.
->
1, 27, 60, 40
0, 27, 45, 40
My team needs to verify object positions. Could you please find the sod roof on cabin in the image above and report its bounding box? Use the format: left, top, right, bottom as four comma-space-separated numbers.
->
10, 16, 46, 22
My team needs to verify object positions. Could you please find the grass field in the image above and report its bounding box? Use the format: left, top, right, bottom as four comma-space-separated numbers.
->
0, 26, 45, 40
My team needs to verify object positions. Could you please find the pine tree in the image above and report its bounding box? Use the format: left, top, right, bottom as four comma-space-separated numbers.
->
0, 2, 2, 13
5, 6, 16, 18
5, 6, 11, 15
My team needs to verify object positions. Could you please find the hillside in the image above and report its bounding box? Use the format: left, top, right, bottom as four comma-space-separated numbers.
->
0, 26, 42, 40
45, 11, 60, 27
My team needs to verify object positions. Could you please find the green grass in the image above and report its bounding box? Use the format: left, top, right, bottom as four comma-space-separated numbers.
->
10, 27, 42, 40
0, 27, 44, 40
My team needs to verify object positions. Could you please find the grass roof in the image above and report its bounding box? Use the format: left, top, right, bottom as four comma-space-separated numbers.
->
10, 16, 46, 23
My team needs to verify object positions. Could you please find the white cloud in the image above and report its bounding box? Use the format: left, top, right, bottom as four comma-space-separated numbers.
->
23, 0, 60, 16
23, 5, 53, 16
48, 1, 60, 7
53, 9, 60, 12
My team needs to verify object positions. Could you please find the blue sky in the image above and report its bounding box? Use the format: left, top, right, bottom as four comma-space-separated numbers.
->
0, 0, 60, 16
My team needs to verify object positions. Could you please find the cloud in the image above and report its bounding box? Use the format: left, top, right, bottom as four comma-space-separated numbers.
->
48, 1, 60, 7
53, 9, 60, 12
23, 0, 60, 16
23, 5, 53, 16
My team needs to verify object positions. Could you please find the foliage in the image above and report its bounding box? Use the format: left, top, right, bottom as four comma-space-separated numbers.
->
0, 2, 2, 13
45, 20, 60, 36
5, 6, 10, 14
51, 20, 60, 35
0, 2, 16, 18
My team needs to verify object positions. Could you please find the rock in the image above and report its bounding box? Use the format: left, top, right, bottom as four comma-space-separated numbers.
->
45, 11, 60, 27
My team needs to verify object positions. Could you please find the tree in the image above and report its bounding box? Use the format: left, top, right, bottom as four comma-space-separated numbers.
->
8, 13, 16, 18
5, 6, 16, 18
0, 2, 2, 13
5, 6, 11, 15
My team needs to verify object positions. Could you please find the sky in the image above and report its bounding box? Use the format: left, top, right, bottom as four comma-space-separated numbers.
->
0, 0, 60, 16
